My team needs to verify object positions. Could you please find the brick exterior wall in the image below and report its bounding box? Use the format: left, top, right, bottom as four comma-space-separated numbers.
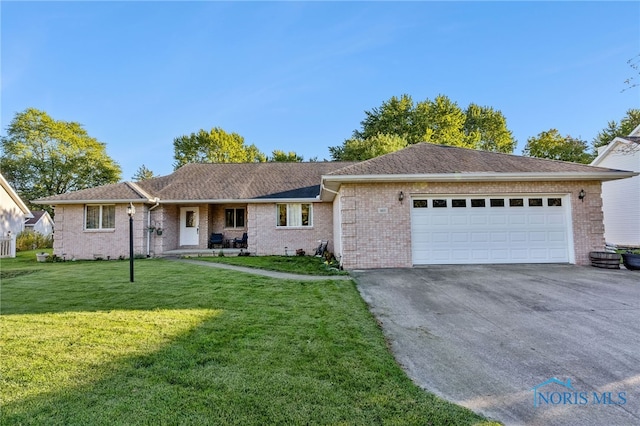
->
338, 181, 604, 269
52, 203, 148, 260
53, 180, 604, 268
248, 202, 334, 256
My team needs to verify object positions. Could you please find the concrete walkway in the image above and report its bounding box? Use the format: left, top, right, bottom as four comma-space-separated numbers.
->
167, 257, 351, 281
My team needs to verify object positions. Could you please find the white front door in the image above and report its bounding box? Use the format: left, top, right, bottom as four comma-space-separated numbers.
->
180, 207, 199, 246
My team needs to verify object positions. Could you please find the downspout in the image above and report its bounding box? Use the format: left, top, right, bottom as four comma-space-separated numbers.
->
147, 198, 160, 257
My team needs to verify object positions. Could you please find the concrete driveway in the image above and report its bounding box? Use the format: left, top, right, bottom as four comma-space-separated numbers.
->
352, 265, 639, 426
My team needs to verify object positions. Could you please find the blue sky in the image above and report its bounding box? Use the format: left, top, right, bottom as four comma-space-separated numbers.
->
2, 1, 639, 181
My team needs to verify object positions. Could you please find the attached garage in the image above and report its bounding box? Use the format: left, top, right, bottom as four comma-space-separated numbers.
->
320, 143, 637, 269
411, 195, 572, 264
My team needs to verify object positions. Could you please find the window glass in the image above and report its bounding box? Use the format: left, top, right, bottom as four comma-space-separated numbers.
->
85, 205, 115, 229
529, 198, 543, 207
236, 209, 245, 227
490, 199, 505, 207
277, 204, 287, 226
471, 199, 486, 207
452, 199, 466, 208
548, 198, 562, 207
277, 204, 312, 227
225, 209, 235, 228
86, 206, 100, 229
186, 211, 196, 227
413, 200, 428, 208
301, 204, 310, 226
509, 198, 524, 207
102, 205, 116, 228
288, 204, 302, 226
432, 199, 447, 208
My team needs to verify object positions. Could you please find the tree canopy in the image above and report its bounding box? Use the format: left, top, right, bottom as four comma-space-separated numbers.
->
329, 133, 407, 162
330, 94, 515, 160
132, 164, 155, 181
522, 129, 593, 164
592, 109, 640, 149
269, 150, 304, 162
173, 127, 266, 169
0, 108, 121, 210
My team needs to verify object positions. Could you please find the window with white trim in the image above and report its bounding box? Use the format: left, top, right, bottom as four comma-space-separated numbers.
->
85, 205, 115, 230
225, 208, 245, 228
277, 203, 312, 227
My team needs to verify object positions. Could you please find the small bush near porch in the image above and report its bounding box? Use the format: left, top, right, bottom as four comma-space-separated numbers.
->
0, 252, 494, 425
195, 254, 347, 276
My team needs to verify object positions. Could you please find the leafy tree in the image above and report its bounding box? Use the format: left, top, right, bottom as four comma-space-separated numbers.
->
269, 150, 304, 162
592, 109, 640, 149
355, 94, 418, 142
329, 133, 408, 161
173, 127, 266, 169
0, 108, 121, 210
463, 103, 516, 153
330, 94, 515, 160
132, 164, 155, 181
522, 129, 594, 164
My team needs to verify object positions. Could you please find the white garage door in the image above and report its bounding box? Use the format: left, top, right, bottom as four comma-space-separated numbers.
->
411, 195, 572, 264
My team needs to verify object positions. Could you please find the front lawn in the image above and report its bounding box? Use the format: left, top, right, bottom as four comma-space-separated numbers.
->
194, 254, 348, 276
1, 251, 495, 425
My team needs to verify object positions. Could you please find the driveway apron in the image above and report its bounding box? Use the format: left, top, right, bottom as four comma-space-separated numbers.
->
352, 265, 640, 426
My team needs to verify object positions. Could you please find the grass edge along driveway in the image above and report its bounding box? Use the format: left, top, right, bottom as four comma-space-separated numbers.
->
1, 253, 497, 425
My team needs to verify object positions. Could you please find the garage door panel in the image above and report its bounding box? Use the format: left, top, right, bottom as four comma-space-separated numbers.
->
509, 215, 526, 225
509, 232, 527, 242
490, 215, 507, 225
470, 216, 488, 225
451, 216, 468, 225
412, 195, 570, 265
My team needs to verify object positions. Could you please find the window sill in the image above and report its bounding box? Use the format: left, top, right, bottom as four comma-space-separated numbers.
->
276, 226, 314, 230
84, 229, 116, 233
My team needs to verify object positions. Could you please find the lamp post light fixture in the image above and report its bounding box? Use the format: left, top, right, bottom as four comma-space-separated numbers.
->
127, 203, 136, 282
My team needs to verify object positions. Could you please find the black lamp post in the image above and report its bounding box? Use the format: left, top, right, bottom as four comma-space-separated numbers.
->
127, 203, 135, 282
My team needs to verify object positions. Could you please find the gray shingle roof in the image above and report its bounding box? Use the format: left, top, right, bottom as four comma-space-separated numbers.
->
328, 143, 623, 175
35, 181, 147, 203
35, 162, 356, 203
34, 143, 634, 205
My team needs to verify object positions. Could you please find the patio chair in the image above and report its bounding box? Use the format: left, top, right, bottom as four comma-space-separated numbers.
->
208, 233, 224, 249
233, 232, 248, 249
314, 240, 328, 257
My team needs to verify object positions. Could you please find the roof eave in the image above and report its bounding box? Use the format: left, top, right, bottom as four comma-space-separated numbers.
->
158, 197, 321, 204
33, 198, 156, 206
591, 138, 637, 166
322, 171, 638, 184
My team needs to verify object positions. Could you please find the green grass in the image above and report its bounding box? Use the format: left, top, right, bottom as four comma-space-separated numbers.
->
1, 251, 496, 425
194, 254, 348, 276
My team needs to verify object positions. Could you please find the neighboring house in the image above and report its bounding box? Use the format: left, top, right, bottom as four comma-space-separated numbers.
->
591, 124, 640, 247
25, 210, 55, 236
0, 172, 33, 257
34, 143, 637, 268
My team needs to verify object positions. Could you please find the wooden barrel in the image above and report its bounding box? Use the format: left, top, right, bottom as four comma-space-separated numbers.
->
589, 251, 621, 269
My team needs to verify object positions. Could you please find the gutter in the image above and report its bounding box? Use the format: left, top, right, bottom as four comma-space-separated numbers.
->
146, 198, 160, 257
